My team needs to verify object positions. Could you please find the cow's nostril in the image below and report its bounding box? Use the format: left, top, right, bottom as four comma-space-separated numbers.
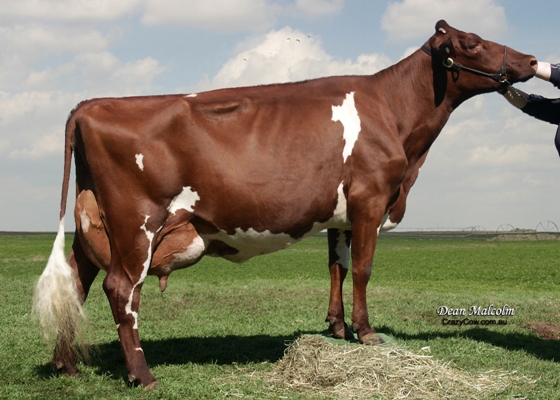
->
530, 57, 538, 69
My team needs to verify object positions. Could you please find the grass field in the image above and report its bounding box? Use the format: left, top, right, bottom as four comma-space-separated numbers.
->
1, 233, 559, 399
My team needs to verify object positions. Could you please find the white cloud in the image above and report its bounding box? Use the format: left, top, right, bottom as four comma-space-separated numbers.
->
0, 0, 140, 22
109, 57, 167, 94
9, 132, 64, 160
294, 0, 344, 17
0, 91, 69, 128
74, 52, 166, 95
0, 23, 118, 92
0, 1, 170, 164
202, 27, 391, 90
0, 90, 80, 159
0, 54, 166, 160
141, 0, 275, 31
0, 24, 110, 61
468, 143, 552, 166
141, 0, 344, 31
430, 95, 558, 170
0, 173, 73, 231
381, 0, 507, 43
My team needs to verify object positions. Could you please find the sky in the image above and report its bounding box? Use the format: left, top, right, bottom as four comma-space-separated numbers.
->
1, 0, 560, 232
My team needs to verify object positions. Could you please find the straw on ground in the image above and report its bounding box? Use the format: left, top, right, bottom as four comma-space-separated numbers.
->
269, 335, 534, 399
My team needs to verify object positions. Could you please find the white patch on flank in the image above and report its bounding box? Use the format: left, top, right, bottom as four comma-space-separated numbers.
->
332, 92, 361, 163
135, 154, 144, 171
205, 181, 352, 264
380, 216, 399, 232
186, 93, 197, 97
334, 230, 350, 270
125, 216, 155, 330
80, 209, 90, 233
204, 228, 295, 263
168, 186, 200, 215
332, 183, 349, 225
309, 183, 350, 234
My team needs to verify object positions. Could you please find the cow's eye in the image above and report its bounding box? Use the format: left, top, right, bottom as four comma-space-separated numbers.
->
468, 43, 478, 50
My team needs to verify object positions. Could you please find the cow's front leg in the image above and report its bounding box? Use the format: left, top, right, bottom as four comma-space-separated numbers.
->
326, 229, 354, 340
350, 219, 384, 345
103, 220, 159, 388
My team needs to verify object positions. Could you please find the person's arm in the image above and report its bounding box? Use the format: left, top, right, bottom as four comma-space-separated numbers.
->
555, 125, 560, 157
501, 85, 530, 109
500, 85, 560, 124
536, 61, 560, 88
500, 61, 560, 125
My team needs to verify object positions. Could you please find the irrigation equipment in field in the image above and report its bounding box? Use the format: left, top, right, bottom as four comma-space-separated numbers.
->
535, 220, 560, 241
380, 221, 560, 241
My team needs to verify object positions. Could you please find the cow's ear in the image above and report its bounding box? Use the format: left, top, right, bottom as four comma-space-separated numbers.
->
428, 24, 456, 59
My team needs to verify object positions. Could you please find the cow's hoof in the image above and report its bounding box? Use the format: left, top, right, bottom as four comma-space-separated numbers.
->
328, 322, 355, 341
143, 380, 161, 390
53, 361, 81, 378
128, 374, 160, 389
359, 332, 385, 345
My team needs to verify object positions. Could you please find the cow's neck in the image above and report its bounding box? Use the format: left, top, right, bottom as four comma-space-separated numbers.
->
376, 48, 477, 165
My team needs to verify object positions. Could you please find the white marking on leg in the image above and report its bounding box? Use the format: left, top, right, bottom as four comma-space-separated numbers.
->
80, 209, 90, 233
125, 216, 155, 330
332, 92, 361, 163
135, 154, 144, 171
335, 231, 350, 270
168, 186, 200, 214
135, 347, 144, 353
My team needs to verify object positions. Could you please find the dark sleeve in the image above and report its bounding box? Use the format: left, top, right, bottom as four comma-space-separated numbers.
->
550, 63, 560, 88
522, 95, 560, 125
554, 126, 560, 156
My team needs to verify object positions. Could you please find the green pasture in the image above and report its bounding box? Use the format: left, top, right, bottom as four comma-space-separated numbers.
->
0, 233, 559, 399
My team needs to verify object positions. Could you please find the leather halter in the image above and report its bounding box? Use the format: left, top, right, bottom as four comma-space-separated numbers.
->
421, 44, 510, 86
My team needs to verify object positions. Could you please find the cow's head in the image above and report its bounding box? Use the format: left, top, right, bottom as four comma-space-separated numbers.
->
426, 20, 537, 97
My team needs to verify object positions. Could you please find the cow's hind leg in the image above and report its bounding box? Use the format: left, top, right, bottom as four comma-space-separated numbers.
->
326, 229, 354, 340
103, 217, 160, 388
52, 235, 100, 376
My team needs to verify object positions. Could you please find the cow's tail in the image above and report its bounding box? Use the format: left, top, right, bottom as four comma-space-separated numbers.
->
32, 113, 89, 357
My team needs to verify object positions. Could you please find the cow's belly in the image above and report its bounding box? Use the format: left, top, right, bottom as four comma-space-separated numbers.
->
200, 182, 350, 263
202, 228, 297, 263
202, 223, 343, 263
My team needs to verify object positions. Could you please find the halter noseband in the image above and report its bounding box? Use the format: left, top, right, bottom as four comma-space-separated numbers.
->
421, 44, 510, 86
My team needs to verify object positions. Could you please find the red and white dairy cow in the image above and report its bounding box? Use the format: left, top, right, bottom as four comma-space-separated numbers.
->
34, 20, 536, 387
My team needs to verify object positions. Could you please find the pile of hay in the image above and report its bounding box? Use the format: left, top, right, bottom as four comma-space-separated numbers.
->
269, 335, 520, 399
